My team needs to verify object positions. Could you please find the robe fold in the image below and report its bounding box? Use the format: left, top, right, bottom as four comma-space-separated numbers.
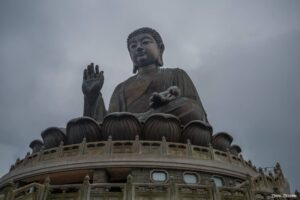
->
108, 68, 208, 123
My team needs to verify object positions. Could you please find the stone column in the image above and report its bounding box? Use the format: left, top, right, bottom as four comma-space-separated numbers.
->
80, 175, 91, 200
3, 181, 15, 200
210, 178, 220, 200
40, 176, 51, 200
125, 174, 134, 200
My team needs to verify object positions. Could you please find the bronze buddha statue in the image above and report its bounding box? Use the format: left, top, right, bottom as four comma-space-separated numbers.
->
82, 27, 210, 127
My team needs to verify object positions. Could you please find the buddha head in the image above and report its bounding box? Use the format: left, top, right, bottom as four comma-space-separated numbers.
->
127, 27, 165, 73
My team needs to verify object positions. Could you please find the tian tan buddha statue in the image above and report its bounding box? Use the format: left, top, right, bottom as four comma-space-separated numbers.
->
82, 27, 210, 128
32, 27, 218, 150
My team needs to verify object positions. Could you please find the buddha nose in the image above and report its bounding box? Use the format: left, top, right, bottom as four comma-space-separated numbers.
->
137, 44, 144, 52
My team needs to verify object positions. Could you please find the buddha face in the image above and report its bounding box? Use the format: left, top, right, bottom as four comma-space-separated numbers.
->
128, 33, 162, 69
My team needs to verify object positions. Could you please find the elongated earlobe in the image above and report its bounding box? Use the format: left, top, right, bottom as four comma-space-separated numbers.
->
133, 65, 138, 73
157, 44, 165, 67
157, 55, 163, 66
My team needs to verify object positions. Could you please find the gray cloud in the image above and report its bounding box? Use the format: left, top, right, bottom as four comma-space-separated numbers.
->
0, 0, 299, 191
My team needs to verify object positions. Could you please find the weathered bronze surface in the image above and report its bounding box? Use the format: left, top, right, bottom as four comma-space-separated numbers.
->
102, 112, 141, 140
41, 127, 66, 149
33, 28, 237, 149
212, 132, 233, 151
181, 120, 212, 146
66, 117, 101, 144
82, 27, 209, 128
143, 113, 181, 142
29, 139, 43, 153
230, 144, 242, 155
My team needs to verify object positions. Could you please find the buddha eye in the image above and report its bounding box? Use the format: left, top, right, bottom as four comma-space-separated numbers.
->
129, 43, 137, 49
142, 40, 151, 45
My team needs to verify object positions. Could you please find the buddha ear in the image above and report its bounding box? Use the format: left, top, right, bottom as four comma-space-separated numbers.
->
157, 44, 165, 67
160, 43, 165, 52
157, 55, 163, 67
133, 65, 138, 73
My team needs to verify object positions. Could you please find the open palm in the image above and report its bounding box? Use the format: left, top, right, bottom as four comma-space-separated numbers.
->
82, 63, 104, 98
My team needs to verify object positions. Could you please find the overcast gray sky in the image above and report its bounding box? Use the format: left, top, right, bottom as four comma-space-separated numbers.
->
0, 0, 299, 191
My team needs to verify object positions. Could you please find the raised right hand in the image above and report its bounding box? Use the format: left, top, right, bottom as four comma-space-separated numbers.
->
82, 63, 104, 99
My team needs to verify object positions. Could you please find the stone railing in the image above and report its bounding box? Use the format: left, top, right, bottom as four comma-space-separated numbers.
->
0, 182, 46, 200
10, 136, 254, 173
234, 172, 291, 197
1, 175, 298, 200
1, 137, 289, 195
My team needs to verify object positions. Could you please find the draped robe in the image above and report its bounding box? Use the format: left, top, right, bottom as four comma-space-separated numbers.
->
108, 67, 208, 124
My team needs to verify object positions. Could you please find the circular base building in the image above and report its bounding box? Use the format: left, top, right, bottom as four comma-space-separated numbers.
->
0, 119, 292, 200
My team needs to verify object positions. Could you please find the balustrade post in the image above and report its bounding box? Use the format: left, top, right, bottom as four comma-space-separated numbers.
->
40, 176, 51, 200
161, 136, 168, 155
125, 174, 134, 200
274, 162, 285, 186
106, 136, 112, 155
14, 158, 20, 167
208, 143, 215, 160
9, 164, 14, 172
246, 174, 255, 200
56, 141, 64, 158
226, 148, 232, 163
268, 171, 276, 189
23, 152, 30, 165
38, 146, 45, 161
186, 139, 193, 157
80, 137, 87, 154
259, 167, 268, 188
134, 135, 141, 154
248, 160, 253, 168
80, 175, 91, 200
239, 154, 246, 167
